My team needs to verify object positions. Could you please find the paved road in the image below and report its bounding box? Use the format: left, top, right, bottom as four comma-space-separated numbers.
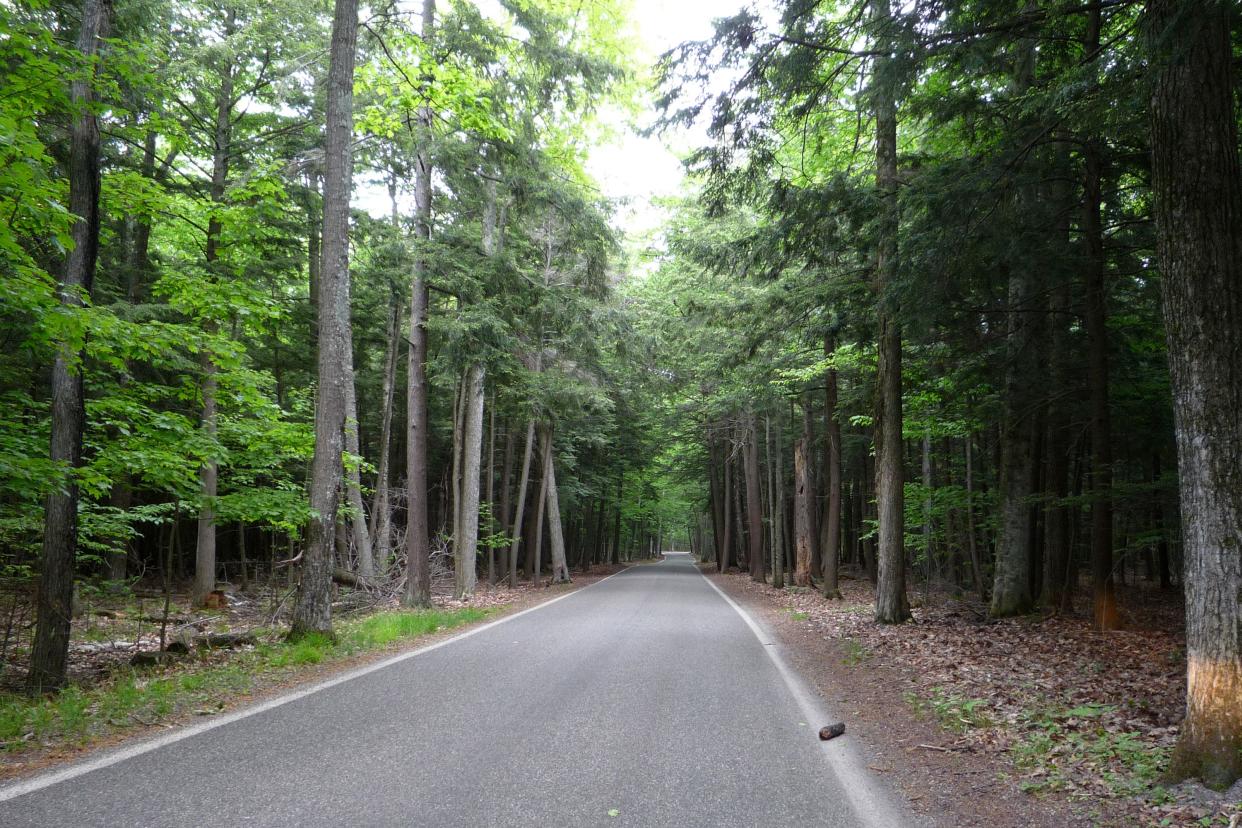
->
0, 553, 912, 827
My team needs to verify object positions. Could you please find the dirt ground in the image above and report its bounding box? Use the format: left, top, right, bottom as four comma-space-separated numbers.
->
704, 566, 1241, 828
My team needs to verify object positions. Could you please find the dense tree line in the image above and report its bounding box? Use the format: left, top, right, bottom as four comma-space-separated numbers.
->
1, 0, 688, 694
651, 0, 1241, 788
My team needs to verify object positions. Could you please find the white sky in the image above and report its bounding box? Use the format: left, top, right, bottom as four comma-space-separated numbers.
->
584, 0, 744, 240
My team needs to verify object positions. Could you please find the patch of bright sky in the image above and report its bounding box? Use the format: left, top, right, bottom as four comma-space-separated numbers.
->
585, 0, 747, 242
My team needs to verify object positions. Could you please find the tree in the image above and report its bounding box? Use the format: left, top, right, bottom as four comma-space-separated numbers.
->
290, 0, 358, 640
27, 0, 110, 694
1148, 0, 1242, 789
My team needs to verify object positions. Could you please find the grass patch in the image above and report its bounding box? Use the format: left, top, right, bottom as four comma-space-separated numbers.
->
782, 607, 809, 621
907, 687, 992, 732
0, 605, 493, 755
841, 638, 868, 666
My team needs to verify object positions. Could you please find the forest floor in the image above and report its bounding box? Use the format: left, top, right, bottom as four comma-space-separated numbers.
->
0, 563, 628, 781
707, 566, 1242, 828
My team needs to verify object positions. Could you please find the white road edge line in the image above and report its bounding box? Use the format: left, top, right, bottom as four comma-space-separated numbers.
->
697, 567, 915, 828
0, 566, 633, 804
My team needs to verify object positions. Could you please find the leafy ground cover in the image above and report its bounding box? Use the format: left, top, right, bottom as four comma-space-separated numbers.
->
714, 568, 1242, 827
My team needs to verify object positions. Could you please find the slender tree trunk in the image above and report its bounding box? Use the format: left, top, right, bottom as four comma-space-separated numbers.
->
709, 438, 725, 569
768, 413, 785, 589
822, 338, 842, 598
543, 429, 571, 583
27, 0, 109, 693
402, 0, 436, 608
193, 24, 235, 608
532, 437, 549, 584
872, 0, 909, 623
486, 398, 496, 585
369, 291, 399, 569
611, 474, 623, 566
499, 423, 514, 581
455, 364, 484, 599
1148, 0, 1242, 788
721, 449, 733, 571
745, 411, 764, 582
343, 336, 374, 577
1083, 6, 1117, 630
291, 0, 357, 640
801, 393, 820, 581
509, 420, 536, 585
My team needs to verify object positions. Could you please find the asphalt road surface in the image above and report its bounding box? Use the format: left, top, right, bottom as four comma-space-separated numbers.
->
0, 553, 913, 827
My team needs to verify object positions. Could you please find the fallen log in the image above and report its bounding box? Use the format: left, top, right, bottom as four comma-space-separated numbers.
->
130, 650, 184, 667
195, 632, 257, 649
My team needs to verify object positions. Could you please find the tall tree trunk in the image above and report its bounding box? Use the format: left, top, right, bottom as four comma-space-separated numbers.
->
193, 21, 235, 608
499, 422, 514, 581
290, 0, 357, 640
745, 411, 764, 582
611, 474, 623, 566
768, 413, 785, 589
27, 0, 109, 694
455, 364, 484, 599
793, 437, 813, 587
532, 436, 549, 583
542, 429, 571, 583
402, 0, 436, 608
1083, 6, 1117, 629
721, 449, 734, 571
1148, 0, 1242, 789
709, 438, 725, 569
872, 0, 909, 623
369, 291, 399, 569
509, 420, 536, 584
822, 337, 842, 598
801, 393, 820, 580
486, 398, 496, 585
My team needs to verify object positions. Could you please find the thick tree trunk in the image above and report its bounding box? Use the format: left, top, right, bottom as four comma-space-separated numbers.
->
744, 411, 764, 582
793, 438, 813, 587
455, 364, 484, 599
290, 0, 357, 640
822, 338, 842, 598
27, 0, 109, 694
872, 0, 909, 623
402, 0, 436, 608
542, 430, 571, 583
1148, 0, 1242, 789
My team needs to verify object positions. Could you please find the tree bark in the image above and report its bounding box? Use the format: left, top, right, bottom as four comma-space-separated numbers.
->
793, 437, 813, 588
508, 419, 536, 585
369, 290, 399, 569
455, 364, 484, 599
343, 332, 374, 577
542, 429, 571, 583
744, 411, 764, 582
768, 413, 785, 589
290, 0, 357, 640
1148, 0, 1242, 789
872, 0, 909, 623
27, 0, 109, 694
402, 0, 436, 608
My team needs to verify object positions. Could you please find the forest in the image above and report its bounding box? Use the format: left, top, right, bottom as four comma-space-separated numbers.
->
0, 0, 1239, 822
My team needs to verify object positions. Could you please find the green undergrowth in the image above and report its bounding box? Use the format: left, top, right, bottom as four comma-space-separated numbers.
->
906, 686, 993, 732
1010, 703, 1170, 800
0, 606, 490, 755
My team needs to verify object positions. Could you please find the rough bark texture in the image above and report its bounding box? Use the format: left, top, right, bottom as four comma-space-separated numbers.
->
290, 0, 356, 640
28, 0, 109, 694
744, 412, 764, 582
793, 438, 813, 588
1148, 0, 1242, 789
402, 0, 436, 608
454, 364, 484, 599
871, 0, 909, 624
193, 24, 234, 608
542, 430, 570, 584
